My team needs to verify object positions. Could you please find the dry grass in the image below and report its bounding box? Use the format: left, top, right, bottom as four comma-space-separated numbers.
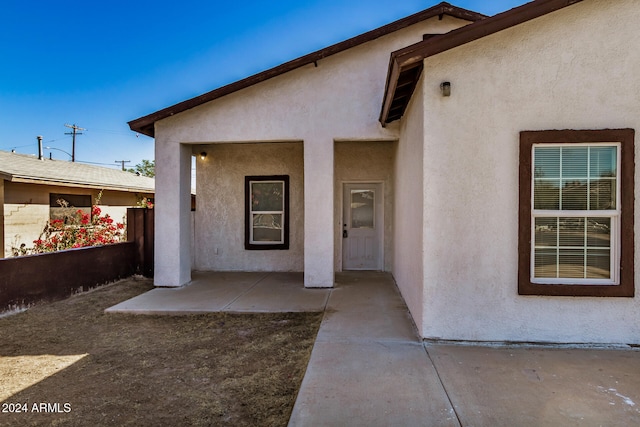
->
0, 277, 322, 426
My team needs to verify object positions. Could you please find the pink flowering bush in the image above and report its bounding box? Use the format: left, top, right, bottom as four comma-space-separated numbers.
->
30, 205, 125, 254
136, 196, 154, 209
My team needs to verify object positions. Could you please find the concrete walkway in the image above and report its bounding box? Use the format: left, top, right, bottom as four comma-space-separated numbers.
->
288, 271, 459, 426
107, 271, 640, 426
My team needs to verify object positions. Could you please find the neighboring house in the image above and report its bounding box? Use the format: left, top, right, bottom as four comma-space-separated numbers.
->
0, 150, 154, 257
129, 0, 640, 344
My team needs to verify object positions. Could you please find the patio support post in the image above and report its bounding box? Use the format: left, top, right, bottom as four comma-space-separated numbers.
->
153, 140, 192, 287
303, 138, 334, 287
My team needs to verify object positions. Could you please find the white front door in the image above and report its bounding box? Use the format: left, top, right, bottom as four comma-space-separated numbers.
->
342, 183, 383, 270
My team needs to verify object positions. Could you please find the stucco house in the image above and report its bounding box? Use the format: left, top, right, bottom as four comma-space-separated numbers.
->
129, 0, 639, 344
0, 150, 154, 257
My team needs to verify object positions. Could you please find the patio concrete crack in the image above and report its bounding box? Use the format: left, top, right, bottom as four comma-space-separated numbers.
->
424, 344, 463, 427
221, 272, 271, 310
321, 288, 333, 312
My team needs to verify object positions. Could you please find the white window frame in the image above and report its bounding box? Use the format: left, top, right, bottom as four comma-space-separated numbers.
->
249, 179, 285, 245
530, 142, 621, 286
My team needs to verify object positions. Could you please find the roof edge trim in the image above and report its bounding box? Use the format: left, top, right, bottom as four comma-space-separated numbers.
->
10, 177, 154, 193
379, 0, 584, 124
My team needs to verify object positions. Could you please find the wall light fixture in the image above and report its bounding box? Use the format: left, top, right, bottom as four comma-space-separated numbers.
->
440, 81, 451, 97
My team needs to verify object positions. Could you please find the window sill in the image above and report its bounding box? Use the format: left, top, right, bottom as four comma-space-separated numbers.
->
518, 280, 634, 297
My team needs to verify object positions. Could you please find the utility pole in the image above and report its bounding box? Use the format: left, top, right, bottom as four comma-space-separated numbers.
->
115, 160, 131, 171
64, 123, 85, 162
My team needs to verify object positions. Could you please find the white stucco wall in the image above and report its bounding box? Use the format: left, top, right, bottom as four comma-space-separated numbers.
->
153, 15, 475, 287
394, 76, 426, 336
194, 142, 304, 271
417, 0, 640, 344
334, 141, 395, 272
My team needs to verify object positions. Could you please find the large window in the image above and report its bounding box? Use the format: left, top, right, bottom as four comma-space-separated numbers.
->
244, 175, 289, 250
50, 193, 91, 222
519, 129, 634, 297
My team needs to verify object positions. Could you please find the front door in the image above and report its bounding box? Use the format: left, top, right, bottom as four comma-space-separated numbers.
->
342, 183, 383, 270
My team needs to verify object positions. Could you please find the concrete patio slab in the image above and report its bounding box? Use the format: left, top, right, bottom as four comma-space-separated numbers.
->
226, 272, 331, 312
426, 344, 640, 426
105, 271, 330, 314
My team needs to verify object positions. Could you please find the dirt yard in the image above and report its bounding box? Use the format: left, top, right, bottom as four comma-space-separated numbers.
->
0, 277, 322, 426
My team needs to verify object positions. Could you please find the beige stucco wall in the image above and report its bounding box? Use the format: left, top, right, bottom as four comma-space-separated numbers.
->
97, 190, 152, 225
154, 15, 475, 287
4, 204, 48, 256
3, 181, 151, 257
394, 76, 425, 336
416, 0, 640, 344
155, 15, 470, 144
193, 142, 304, 271
334, 141, 395, 272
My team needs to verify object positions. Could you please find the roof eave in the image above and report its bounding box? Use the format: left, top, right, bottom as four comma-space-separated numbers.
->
9, 176, 154, 193
380, 0, 584, 125
129, 2, 486, 137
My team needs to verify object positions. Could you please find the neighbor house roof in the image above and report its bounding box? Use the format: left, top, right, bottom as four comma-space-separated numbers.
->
380, 0, 584, 124
128, 2, 486, 137
0, 151, 155, 193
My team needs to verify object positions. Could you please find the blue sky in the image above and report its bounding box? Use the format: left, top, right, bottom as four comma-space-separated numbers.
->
0, 0, 524, 169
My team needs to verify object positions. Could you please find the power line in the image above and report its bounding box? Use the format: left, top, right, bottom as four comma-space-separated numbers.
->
75, 160, 125, 168
88, 128, 141, 137
45, 136, 72, 143
1, 136, 71, 153
2, 143, 33, 150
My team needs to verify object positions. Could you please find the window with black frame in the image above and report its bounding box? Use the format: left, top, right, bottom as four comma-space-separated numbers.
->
245, 175, 289, 250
